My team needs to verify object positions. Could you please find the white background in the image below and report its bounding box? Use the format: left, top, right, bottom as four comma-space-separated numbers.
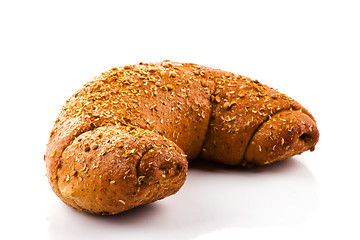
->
1, 0, 359, 239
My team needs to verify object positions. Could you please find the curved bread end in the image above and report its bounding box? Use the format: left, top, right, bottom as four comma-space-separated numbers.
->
244, 110, 319, 166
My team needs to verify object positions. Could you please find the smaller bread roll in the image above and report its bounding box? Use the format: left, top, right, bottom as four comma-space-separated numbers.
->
49, 125, 187, 215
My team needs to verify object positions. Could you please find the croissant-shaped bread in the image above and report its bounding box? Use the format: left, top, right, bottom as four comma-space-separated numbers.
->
45, 61, 319, 214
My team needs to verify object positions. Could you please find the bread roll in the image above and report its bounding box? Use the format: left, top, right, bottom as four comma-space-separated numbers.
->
45, 61, 319, 214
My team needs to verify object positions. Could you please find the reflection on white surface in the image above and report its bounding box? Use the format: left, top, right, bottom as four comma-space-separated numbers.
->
48, 158, 317, 240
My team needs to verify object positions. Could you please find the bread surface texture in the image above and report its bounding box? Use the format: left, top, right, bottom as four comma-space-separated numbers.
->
45, 61, 319, 214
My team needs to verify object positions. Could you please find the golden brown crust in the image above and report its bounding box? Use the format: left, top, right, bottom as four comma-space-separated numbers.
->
199, 70, 315, 166
58, 61, 215, 160
45, 60, 319, 214
53, 125, 187, 215
244, 110, 319, 165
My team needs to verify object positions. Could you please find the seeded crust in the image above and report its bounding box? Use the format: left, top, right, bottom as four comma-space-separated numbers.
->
45, 61, 319, 214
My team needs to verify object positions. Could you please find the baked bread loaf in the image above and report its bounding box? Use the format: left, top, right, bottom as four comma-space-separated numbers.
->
45, 61, 319, 214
